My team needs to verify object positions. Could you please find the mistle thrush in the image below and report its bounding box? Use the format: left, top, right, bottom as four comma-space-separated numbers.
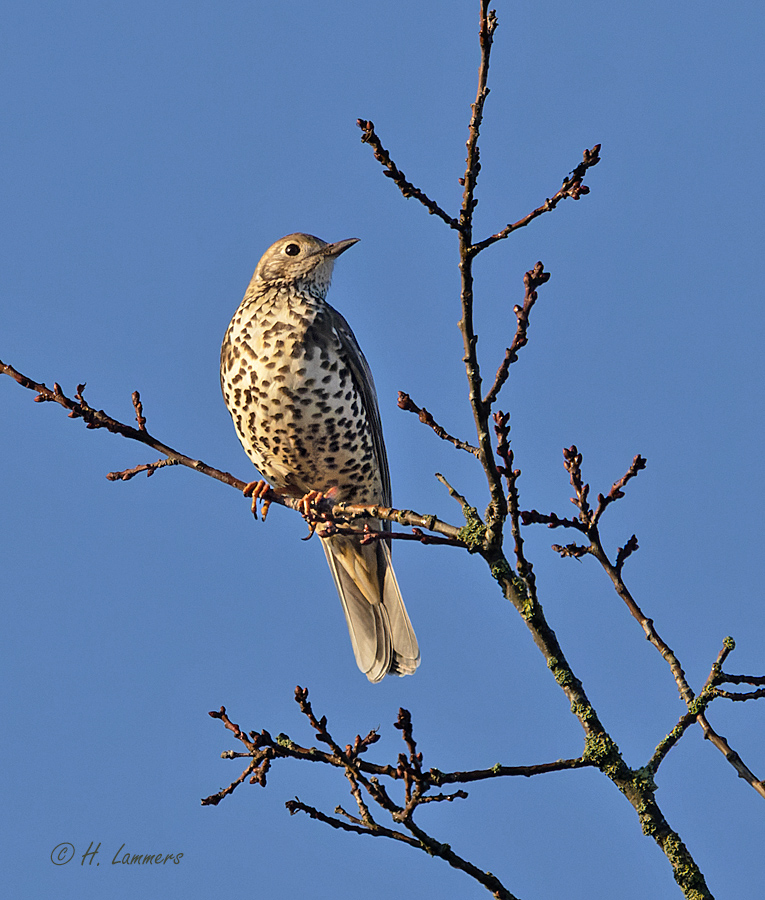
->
220, 233, 419, 682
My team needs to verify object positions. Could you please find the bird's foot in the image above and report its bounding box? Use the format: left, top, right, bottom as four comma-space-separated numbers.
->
297, 488, 341, 540
297, 490, 326, 540
243, 480, 272, 521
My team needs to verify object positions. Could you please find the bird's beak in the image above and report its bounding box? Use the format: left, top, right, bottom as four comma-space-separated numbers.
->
323, 238, 360, 258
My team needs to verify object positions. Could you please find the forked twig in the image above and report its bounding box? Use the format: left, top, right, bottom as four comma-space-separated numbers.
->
208, 689, 523, 900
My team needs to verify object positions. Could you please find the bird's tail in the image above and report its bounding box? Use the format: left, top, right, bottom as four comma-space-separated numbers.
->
320, 534, 419, 682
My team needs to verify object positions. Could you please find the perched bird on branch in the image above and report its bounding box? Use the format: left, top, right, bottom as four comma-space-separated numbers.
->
220, 233, 419, 682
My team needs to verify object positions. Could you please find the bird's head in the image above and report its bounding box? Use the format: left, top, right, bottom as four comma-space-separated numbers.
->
252, 233, 359, 298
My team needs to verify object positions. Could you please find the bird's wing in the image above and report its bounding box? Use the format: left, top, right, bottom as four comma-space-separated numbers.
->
325, 304, 392, 509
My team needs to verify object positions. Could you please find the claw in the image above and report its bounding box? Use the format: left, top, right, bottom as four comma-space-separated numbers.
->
243, 480, 272, 520
301, 520, 318, 541
297, 490, 326, 540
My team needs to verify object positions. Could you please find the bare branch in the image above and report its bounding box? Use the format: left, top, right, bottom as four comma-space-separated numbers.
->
589, 532, 765, 797
528, 443, 765, 803
493, 411, 536, 592
718, 672, 765, 686
107, 458, 181, 481
472, 144, 602, 254
454, 2, 508, 555
520, 508, 588, 532
285, 797, 418, 845
615, 534, 639, 575
551, 542, 590, 560
562, 444, 592, 525
430, 756, 597, 785
356, 119, 461, 230
715, 688, 765, 701
398, 391, 479, 456
646, 641, 765, 798
588, 533, 696, 708
1, 358, 466, 542
132, 390, 147, 431
434, 473, 473, 513
647, 641, 733, 774
209, 690, 522, 900
696, 715, 765, 798
331, 524, 468, 549
1, 357, 245, 491
592, 455, 647, 526
483, 262, 550, 410
329, 499, 464, 541
458, 1, 498, 234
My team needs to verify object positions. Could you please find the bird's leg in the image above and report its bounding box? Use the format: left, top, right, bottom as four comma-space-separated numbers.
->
242, 480, 272, 521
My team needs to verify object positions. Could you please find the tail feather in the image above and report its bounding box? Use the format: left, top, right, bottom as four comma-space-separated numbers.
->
321, 535, 419, 683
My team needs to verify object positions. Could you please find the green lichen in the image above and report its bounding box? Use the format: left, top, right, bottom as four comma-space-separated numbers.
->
489, 558, 512, 581
583, 731, 626, 780
275, 733, 296, 749
631, 766, 658, 795
638, 806, 658, 836
549, 660, 574, 687
661, 833, 709, 898
583, 731, 611, 763
457, 506, 486, 552
571, 701, 597, 726
687, 691, 715, 716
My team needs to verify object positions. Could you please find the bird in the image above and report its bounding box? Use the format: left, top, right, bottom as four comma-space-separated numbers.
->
220, 233, 419, 682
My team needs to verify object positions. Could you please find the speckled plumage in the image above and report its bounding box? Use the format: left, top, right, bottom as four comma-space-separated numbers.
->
220, 233, 419, 682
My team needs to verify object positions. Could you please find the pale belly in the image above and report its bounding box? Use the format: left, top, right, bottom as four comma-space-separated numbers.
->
221, 328, 382, 504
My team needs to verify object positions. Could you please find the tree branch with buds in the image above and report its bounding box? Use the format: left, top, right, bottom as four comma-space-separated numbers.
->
3, 2, 761, 898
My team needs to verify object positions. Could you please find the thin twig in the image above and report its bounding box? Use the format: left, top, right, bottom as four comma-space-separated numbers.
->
472, 144, 602, 254
581, 485, 765, 798
459, 0, 497, 234
696, 714, 765, 798
615, 535, 639, 575
434, 473, 473, 513
455, 0, 508, 556
483, 262, 550, 410
210, 690, 521, 900
330, 524, 468, 549
562, 445, 592, 525
356, 119, 461, 231
107, 458, 180, 481
430, 756, 597, 785
1, 358, 245, 490
592, 455, 647, 526
286, 798, 418, 845
132, 390, 147, 431
1, 358, 464, 541
718, 672, 765, 686
398, 391, 479, 456
647, 642, 733, 774
493, 411, 535, 590
520, 508, 588, 532
714, 688, 765, 701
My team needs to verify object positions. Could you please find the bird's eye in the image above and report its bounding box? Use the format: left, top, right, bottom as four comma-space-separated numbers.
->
284, 243, 301, 256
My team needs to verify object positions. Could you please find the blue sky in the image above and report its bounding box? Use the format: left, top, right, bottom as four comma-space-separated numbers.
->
2, 1, 763, 897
